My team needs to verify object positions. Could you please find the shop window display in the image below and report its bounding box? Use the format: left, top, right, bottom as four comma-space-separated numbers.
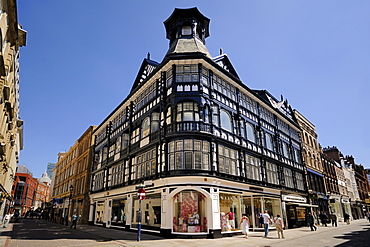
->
131, 193, 161, 229
242, 197, 254, 228
264, 198, 281, 219
173, 190, 207, 233
111, 199, 127, 226
219, 193, 240, 231
250, 197, 281, 229
96, 201, 104, 224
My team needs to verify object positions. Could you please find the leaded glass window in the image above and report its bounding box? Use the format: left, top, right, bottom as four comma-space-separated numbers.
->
245, 154, 261, 181
168, 139, 210, 170
176, 102, 199, 122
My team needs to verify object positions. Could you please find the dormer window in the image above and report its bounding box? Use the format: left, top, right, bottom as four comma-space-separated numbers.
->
182, 26, 192, 36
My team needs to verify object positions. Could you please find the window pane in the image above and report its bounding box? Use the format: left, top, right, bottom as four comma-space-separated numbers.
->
176, 153, 183, 169
176, 141, 183, 151
183, 112, 193, 121
184, 139, 192, 150
185, 152, 193, 169
194, 141, 201, 151
246, 123, 255, 143
266, 133, 273, 150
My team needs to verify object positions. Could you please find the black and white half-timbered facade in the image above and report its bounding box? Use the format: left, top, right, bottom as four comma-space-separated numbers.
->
89, 8, 309, 238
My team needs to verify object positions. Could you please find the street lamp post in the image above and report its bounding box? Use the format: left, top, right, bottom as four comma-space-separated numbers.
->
65, 185, 73, 226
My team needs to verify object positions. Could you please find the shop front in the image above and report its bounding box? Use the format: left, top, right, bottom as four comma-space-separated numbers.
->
111, 198, 127, 227
328, 196, 342, 221
172, 190, 207, 233
89, 179, 284, 238
131, 193, 161, 231
282, 194, 316, 229
95, 201, 105, 225
241, 195, 281, 230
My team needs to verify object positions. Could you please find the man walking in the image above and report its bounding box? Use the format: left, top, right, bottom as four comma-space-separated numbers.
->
330, 212, 337, 227
262, 210, 272, 238
70, 213, 78, 229
344, 212, 350, 225
307, 212, 317, 231
319, 211, 328, 227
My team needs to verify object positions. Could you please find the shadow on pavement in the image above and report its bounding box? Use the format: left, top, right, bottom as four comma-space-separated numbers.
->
334, 225, 370, 247
1, 218, 163, 243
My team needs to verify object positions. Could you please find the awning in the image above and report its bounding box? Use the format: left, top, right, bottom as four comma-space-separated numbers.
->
307, 168, 323, 177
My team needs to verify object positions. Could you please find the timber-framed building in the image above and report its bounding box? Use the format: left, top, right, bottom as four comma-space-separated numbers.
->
89, 8, 308, 238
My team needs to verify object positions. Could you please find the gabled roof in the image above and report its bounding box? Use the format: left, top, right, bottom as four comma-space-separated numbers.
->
213, 54, 240, 79
253, 89, 296, 122
130, 58, 159, 93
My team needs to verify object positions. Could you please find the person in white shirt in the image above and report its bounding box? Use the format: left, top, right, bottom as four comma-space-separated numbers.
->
274, 214, 285, 239
3, 213, 11, 228
262, 210, 272, 237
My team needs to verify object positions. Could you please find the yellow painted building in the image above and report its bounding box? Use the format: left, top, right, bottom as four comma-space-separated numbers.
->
51, 126, 96, 224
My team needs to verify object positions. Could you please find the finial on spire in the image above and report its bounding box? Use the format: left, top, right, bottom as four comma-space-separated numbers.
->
147, 52, 150, 60
220, 48, 223, 55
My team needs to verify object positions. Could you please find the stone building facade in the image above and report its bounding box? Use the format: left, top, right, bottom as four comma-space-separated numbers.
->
51, 126, 96, 225
0, 0, 26, 217
293, 110, 326, 222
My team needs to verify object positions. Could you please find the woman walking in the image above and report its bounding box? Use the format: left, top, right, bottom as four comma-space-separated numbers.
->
274, 214, 285, 239
239, 214, 250, 239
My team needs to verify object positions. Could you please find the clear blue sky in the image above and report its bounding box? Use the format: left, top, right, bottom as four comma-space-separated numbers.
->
17, 0, 370, 178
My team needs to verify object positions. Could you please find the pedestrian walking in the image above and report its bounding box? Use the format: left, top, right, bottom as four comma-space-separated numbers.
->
239, 214, 249, 239
319, 211, 328, 226
307, 212, 317, 231
258, 213, 264, 228
70, 213, 78, 229
3, 213, 11, 228
330, 212, 337, 227
344, 212, 350, 225
262, 210, 272, 238
274, 214, 285, 239
366, 212, 370, 223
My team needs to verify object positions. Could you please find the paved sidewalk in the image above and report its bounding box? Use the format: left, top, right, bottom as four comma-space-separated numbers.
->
0, 220, 13, 247
1, 218, 369, 246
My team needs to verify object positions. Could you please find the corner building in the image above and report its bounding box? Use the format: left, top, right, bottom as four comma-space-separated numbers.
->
89, 8, 307, 238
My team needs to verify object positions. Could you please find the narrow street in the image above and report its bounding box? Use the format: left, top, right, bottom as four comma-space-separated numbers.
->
1, 218, 369, 247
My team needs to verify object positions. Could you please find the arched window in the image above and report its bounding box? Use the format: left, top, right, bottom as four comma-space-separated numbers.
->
176, 102, 199, 122
220, 109, 232, 132
141, 117, 150, 138
246, 123, 255, 143
265, 133, 273, 151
